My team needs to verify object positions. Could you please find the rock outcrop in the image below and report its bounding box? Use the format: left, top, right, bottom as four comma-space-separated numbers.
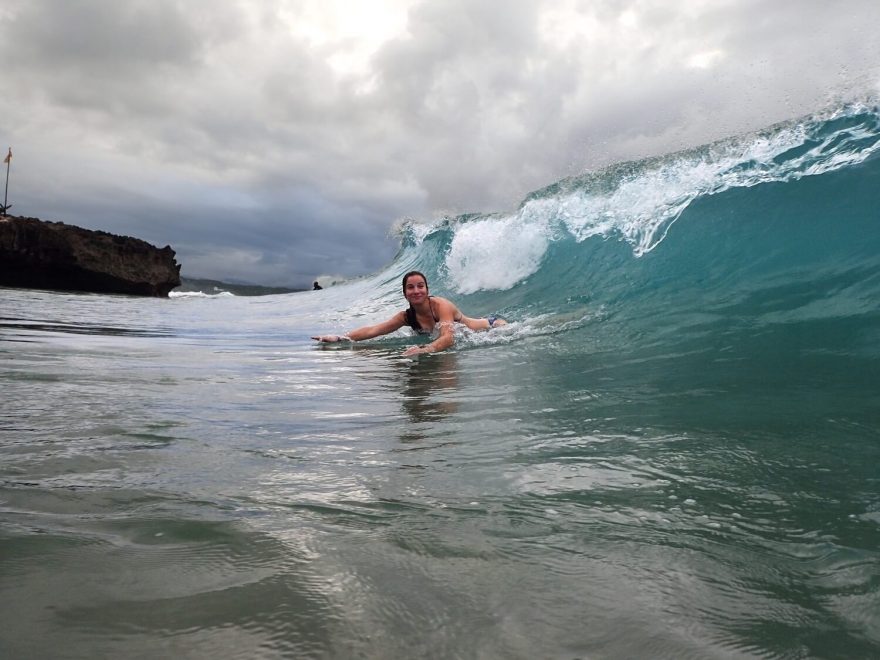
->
0, 215, 181, 297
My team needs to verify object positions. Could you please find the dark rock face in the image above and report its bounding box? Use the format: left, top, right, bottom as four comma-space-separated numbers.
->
0, 215, 181, 297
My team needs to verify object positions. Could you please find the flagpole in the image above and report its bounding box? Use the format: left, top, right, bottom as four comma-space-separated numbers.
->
3, 148, 10, 214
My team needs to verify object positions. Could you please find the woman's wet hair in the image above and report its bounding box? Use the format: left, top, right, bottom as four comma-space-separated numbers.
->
402, 271, 428, 294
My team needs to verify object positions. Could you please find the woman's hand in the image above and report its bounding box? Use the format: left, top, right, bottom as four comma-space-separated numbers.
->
403, 344, 430, 356
311, 335, 344, 343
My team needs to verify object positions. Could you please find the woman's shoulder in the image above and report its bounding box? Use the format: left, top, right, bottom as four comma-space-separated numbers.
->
430, 295, 455, 307
430, 296, 460, 315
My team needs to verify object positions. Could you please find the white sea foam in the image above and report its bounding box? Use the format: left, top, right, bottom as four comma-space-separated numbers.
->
445, 210, 552, 294
554, 104, 880, 256
169, 290, 235, 299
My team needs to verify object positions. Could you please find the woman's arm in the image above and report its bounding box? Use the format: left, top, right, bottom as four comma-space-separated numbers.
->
312, 312, 407, 343
403, 322, 454, 356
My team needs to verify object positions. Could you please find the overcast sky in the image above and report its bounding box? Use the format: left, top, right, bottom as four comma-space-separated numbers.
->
2, 0, 878, 287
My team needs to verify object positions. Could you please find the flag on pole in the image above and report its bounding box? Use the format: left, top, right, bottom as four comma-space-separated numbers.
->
3, 148, 10, 164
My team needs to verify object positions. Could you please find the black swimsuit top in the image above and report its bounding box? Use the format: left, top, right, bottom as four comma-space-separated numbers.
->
404, 297, 461, 335
405, 297, 438, 335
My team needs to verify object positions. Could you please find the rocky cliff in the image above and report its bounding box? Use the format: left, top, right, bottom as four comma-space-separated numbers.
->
0, 215, 181, 297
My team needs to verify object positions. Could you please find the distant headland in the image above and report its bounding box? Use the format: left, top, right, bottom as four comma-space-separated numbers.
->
0, 214, 181, 297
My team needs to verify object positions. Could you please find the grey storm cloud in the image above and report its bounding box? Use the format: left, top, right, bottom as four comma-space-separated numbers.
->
1, 0, 878, 287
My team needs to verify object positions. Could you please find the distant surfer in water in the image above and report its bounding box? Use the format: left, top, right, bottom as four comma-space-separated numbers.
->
311, 270, 507, 356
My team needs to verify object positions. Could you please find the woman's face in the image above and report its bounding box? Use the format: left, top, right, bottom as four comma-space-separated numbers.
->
404, 275, 428, 304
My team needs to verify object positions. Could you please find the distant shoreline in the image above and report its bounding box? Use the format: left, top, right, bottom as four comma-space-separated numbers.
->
176, 277, 304, 297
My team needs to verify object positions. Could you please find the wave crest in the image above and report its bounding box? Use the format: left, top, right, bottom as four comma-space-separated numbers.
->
428, 102, 880, 293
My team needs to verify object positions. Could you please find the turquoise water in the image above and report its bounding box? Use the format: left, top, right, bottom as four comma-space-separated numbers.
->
2, 103, 880, 658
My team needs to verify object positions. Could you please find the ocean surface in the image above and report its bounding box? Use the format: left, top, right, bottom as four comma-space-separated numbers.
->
2, 102, 880, 659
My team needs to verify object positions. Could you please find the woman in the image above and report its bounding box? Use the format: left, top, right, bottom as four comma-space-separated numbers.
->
311, 271, 507, 356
